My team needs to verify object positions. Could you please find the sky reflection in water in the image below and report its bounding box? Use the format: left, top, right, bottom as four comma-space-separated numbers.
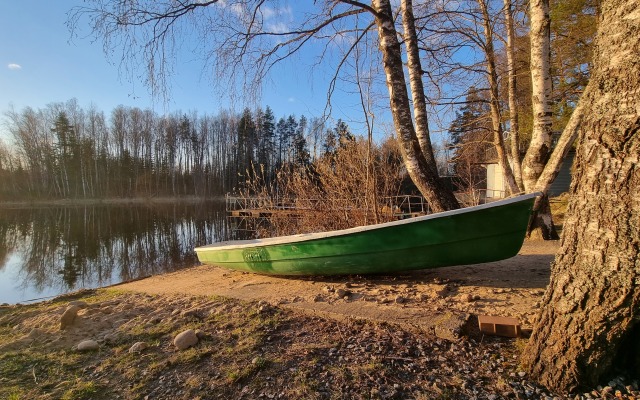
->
0, 201, 230, 304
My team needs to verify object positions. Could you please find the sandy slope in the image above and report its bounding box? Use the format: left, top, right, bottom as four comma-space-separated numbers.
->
117, 240, 559, 338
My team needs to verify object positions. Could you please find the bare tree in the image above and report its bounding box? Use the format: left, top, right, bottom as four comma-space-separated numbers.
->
69, 0, 460, 211
502, 0, 523, 191
476, 0, 519, 195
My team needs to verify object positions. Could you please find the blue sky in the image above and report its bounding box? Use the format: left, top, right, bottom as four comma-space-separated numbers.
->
0, 1, 379, 140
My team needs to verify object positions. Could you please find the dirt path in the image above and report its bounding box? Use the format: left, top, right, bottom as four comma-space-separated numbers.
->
117, 240, 559, 339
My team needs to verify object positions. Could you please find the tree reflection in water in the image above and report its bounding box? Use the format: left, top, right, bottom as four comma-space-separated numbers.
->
0, 201, 231, 302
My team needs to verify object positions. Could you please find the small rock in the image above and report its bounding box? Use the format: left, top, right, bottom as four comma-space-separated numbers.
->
181, 308, 205, 320
129, 342, 148, 353
395, 295, 406, 304
461, 293, 474, 302
195, 329, 207, 340
472, 294, 481, 301
418, 293, 431, 301
336, 288, 350, 299
60, 305, 80, 329
173, 329, 198, 350
68, 300, 88, 308
76, 340, 99, 351
252, 356, 264, 365
435, 285, 450, 298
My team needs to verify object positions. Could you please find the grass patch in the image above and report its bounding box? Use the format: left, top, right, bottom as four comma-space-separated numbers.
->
61, 379, 100, 400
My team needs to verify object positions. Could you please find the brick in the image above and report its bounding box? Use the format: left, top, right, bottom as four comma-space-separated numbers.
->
478, 315, 521, 338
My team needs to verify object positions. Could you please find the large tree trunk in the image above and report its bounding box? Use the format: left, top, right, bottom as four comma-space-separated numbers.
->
372, 0, 459, 212
522, 0, 640, 393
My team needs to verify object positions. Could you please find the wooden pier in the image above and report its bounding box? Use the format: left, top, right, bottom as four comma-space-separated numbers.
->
225, 194, 431, 234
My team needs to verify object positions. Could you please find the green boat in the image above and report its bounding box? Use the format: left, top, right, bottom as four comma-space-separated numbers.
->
194, 193, 540, 276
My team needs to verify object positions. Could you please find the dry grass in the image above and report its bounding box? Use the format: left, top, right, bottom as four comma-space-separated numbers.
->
238, 137, 404, 237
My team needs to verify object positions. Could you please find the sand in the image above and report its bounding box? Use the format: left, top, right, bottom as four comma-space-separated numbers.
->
117, 240, 559, 337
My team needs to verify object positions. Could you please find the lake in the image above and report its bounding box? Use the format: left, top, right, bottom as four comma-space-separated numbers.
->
0, 201, 237, 304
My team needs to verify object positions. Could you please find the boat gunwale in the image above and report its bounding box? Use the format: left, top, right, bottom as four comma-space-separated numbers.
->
195, 192, 541, 252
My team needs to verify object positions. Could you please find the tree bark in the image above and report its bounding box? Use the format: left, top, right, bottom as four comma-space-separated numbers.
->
478, 0, 519, 196
522, 0, 559, 239
400, 0, 436, 172
503, 0, 524, 191
372, 0, 459, 212
523, 0, 640, 392
522, 0, 553, 189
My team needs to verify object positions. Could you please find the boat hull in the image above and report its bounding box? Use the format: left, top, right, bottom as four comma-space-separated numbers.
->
195, 194, 538, 275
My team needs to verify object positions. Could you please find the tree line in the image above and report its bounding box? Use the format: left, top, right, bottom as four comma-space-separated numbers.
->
0, 100, 362, 201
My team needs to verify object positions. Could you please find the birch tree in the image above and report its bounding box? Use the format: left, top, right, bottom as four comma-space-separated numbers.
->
69, 0, 460, 212
502, 0, 523, 191
523, 0, 640, 391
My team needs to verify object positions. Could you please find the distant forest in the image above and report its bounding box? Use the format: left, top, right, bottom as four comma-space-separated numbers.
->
0, 99, 361, 200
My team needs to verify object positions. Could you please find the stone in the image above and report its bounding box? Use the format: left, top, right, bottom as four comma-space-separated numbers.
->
173, 329, 198, 350
461, 294, 474, 302
76, 340, 99, 351
60, 305, 80, 329
129, 342, 148, 353
181, 308, 205, 320
68, 300, 88, 308
433, 312, 468, 341
335, 288, 350, 299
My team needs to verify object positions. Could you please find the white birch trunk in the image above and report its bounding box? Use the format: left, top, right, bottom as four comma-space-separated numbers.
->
478, 0, 519, 195
522, 0, 553, 191
503, 0, 524, 191
400, 0, 436, 175
372, 0, 459, 212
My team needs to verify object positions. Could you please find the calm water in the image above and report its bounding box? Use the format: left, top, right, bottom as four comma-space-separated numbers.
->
0, 201, 235, 304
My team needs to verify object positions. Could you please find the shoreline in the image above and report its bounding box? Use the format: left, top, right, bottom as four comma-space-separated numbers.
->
0, 195, 226, 209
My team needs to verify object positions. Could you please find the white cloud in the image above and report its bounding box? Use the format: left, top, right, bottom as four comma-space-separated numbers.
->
7, 63, 22, 70
229, 3, 244, 17
260, 6, 276, 19
267, 21, 290, 34
260, 5, 292, 20
288, 97, 296, 103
